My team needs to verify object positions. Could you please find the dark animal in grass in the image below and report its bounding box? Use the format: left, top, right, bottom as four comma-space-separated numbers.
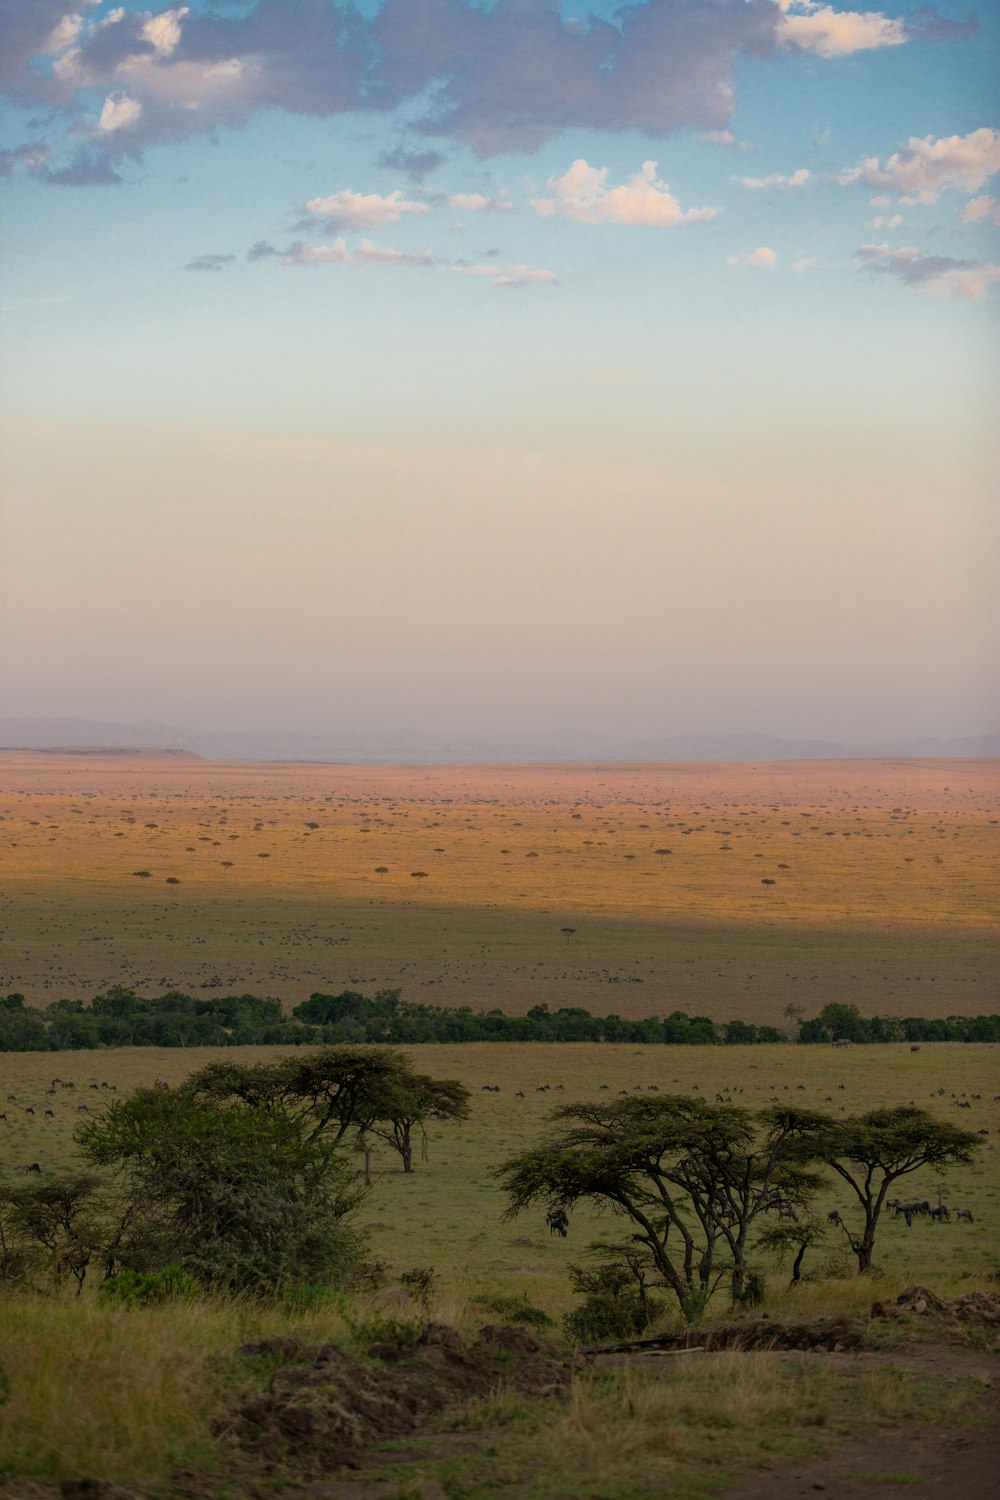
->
546, 1208, 569, 1238
955, 1210, 974, 1224
24, 1163, 41, 1174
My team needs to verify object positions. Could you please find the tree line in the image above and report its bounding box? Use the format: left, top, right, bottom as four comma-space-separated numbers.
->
1, 988, 997, 1052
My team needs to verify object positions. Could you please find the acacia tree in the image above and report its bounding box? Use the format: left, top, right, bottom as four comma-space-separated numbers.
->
779, 1105, 980, 1272
0, 1175, 105, 1294
366, 1073, 470, 1172
188, 1048, 468, 1174
498, 1095, 822, 1321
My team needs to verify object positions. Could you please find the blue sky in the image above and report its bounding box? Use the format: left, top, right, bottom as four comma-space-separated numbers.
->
0, 1, 997, 744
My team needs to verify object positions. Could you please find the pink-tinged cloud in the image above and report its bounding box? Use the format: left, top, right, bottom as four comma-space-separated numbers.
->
776, 1, 906, 57
304, 188, 429, 231
726, 246, 777, 267
962, 195, 1000, 226
838, 129, 1000, 204
531, 160, 719, 227
857, 242, 1000, 298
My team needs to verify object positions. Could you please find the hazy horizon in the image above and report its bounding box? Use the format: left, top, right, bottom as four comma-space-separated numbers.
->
2, 3, 997, 743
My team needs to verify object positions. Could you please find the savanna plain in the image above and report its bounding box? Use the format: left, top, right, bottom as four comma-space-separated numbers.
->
1, 752, 998, 1500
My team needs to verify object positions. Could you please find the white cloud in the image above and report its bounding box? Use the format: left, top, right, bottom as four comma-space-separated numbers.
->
726, 246, 777, 268
791, 257, 818, 273
304, 189, 429, 231
838, 129, 1000, 204
776, 1, 906, 58
143, 8, 188, 60
857, 242, 1000, 298
739, 169, 810, 190
962, 195, 1000, 226
531, 159, 719, 227
871, 214, 902, 228
97, 93, 142, 133
283, 238, 434, 268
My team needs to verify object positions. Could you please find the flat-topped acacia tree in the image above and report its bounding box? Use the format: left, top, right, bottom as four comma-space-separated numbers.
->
187, 1047, 469, 1174
498, 1095, 823, 1322
771, 1104, 981, 1272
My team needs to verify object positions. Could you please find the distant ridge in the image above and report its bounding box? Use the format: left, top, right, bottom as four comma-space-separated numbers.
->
1, 717, 997, 765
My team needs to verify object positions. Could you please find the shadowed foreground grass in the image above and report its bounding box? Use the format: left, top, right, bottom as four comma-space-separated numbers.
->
425, 1351, 986, 1500
0, 1292, 988, 1499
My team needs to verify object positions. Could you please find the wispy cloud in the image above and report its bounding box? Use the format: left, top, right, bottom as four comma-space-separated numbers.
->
447, 191, 513, 214
726, 246, 778, 267
857, 242, 1000, 298
699, 129, 752, 152
453, 262, 558, 290
185, 253, 236, 272
531, 160, 719, 227
283, 238, 435, 269
837, 129, 1000, 204
739, 168, 810, 190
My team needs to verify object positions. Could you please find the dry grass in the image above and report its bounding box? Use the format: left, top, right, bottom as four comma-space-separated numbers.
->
426, 1351, 984, 1499
0, 1290, 353, 1487
0, 752, 996, 1022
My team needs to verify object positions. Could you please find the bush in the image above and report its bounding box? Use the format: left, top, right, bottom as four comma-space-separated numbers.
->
563, 1262, 665, 1346
471, 1293, 553, 1330
100, 1266, 201, 1306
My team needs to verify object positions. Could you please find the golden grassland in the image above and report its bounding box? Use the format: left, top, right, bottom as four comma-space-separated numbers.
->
0, 753, 997, 1024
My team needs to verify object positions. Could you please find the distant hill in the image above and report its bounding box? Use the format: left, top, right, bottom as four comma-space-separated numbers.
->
1, 717, 997, 764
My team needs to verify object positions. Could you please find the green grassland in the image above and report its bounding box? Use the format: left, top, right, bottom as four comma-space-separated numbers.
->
1, 754, 997, 1025
3, 1042, 997, 1319
2, 1040, 997, 1498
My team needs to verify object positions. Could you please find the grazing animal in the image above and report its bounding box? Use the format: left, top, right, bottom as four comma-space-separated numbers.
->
930, 1204, 950, 1222
24, 1107, 34, 1116
24, 1163, 41, 1174
955, 1210, 974, 1224
546, 1208, 569, 1238
910, 1045, 921, 1053
827, 1210, 842, 1225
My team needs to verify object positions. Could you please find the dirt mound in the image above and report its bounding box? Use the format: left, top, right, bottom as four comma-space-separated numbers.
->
590, 1315, 863, 1356
879, 1285, 1000, 1325
216, 1322, 573, 1477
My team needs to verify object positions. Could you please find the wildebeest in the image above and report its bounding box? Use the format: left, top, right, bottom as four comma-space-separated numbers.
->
24, 1163, 41, 1174
955, 1210, 974, 1224
930, 1204, 950, 1222
546, 1208, 569, 1238
910, 1045, 921, 1053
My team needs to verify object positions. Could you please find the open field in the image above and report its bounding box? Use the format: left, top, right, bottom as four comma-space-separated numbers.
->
3, 1042, 997, 1317
1, 752, 997, 1024
2, 1039, 998, 1498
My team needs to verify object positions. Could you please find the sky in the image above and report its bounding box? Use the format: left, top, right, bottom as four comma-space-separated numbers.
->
0, 0, 997, 747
